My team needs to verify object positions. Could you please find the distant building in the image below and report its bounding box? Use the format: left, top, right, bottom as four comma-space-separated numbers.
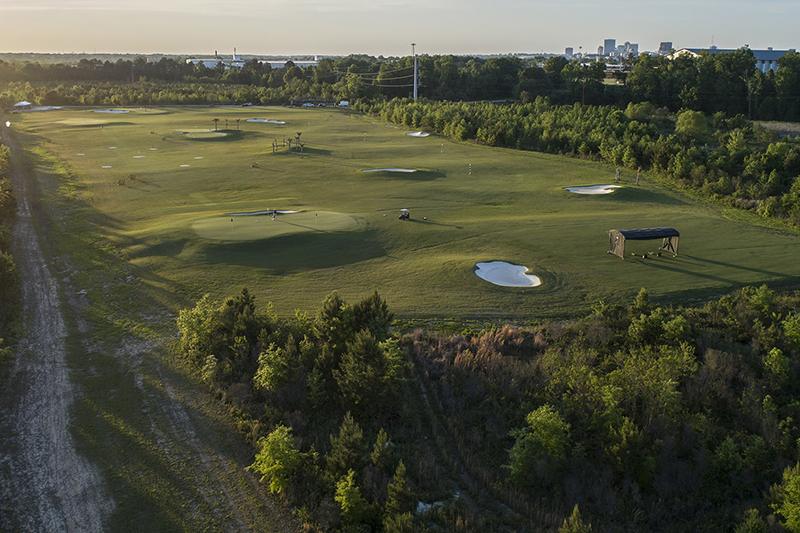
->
658, 42, 673, 56
672, 46, 796, 73
185, 55, 318, 71
621, 42, 638, 56
604, 39, 616, 57
565, 47, 574, 59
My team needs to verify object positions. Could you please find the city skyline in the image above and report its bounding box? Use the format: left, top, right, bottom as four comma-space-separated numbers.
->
0, 0, 797, 57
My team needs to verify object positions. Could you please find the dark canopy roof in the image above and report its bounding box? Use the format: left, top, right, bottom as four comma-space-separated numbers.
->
615, 227, 679, 240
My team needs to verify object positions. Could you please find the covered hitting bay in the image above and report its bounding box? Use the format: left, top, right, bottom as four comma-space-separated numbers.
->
607, 227, 680, 259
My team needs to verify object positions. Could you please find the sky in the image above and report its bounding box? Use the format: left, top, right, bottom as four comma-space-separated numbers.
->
0, 0, 797, 57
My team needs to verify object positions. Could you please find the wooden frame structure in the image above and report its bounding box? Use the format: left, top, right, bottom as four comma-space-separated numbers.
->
607, 227, 680, 260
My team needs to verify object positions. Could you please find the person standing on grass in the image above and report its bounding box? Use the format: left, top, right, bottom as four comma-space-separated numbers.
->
615, 167, 620, 183
636, 166, 641, 186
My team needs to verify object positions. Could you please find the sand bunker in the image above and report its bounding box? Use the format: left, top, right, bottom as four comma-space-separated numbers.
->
362, 168, 417, 173
133, 155, 145, 158
180, 164, 190, 168
475, 261, 542, 287
564, 185, 621, 195
246, 118, 286, 124
94, 109, 130, 114
406, 132, 430, 137
109, 146, 117, 149
149, 148, 158, 151
101, 165, 112, 169
194, 157, 203, 159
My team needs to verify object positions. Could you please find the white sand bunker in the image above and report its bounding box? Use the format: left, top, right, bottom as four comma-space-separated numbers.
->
94, 109, 130, 114
406, 131, 430, 137
133, 155, 145, 158
246, 118, 286, 124
101, 165, 112, 169
362, 168, 417, 173
564, 184, 621, 195
475, 261, 542, 287
180, 164, 190, 167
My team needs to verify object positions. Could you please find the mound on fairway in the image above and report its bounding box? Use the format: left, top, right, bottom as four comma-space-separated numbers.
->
406, 132, 430, 137
475, 261, 542, 287
193, 211, 358, 241
564, 184, 621, 194
362, 168, 417, 173
185, 131, 227, 139
226, 210, 301, 216
58, 118, 108, 126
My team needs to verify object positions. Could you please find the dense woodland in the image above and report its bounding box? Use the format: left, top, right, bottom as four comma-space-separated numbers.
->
0, 138, 18, 360
1, 48, 800, 119
177, 286, 800, 532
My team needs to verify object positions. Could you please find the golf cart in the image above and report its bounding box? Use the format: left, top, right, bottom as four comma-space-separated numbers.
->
399, 209, 410, 220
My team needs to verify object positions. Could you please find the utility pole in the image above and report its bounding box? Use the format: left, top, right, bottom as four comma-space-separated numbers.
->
412, 43, 418, 100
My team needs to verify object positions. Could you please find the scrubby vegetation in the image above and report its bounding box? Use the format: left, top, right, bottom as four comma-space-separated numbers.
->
0, 137, 19, 358
177, 285, 800, 531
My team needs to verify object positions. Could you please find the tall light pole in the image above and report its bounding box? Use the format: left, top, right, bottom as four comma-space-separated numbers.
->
412, 43, 418, 100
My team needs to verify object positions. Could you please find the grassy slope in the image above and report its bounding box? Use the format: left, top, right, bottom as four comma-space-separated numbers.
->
12, 106, 800, 322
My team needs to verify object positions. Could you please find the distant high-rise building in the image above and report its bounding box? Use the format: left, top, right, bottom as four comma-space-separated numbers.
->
659, 42, 673, 56
604, 39, 616, 57
598, 46, 604, 55
621, 42, 639, 56
565, 47, 574, 58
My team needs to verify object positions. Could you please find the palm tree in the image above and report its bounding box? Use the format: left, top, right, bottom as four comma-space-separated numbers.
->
236, 119, 241, 131
213, 118, 219, 131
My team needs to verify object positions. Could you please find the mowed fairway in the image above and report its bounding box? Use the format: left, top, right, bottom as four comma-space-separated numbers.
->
13, 106, 800, 319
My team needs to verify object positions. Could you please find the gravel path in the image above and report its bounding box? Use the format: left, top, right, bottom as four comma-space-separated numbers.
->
0, 129, 113, 531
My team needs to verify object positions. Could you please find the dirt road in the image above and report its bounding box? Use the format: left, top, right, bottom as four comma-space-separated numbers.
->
0, 126, 297, 531
0, 129, 113, 531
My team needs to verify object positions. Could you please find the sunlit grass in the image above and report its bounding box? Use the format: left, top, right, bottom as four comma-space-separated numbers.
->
15, 105, 800, 320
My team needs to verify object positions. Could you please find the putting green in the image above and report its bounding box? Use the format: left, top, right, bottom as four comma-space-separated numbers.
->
57, 118, 109, 126
184, 131, 228, 139
192, 211, 359, 241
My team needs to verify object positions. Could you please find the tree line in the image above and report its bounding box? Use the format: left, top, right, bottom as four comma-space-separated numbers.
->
3, 49, 800, 120
0, 137, 18, 362
176, 286, 800, 532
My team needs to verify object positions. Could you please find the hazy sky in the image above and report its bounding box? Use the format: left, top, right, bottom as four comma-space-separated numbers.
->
0, 0, 797, 57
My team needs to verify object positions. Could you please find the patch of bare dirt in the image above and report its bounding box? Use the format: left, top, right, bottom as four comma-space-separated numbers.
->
0, 130, 113, 531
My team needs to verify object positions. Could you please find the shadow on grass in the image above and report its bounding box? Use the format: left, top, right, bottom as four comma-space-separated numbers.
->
362, 170, 445, 181
680, 254, 789, 278
194, 229, 385, 272
70, 121, 135, 128
181, 130, 258, 142
608, 186, 689, 206
637, 257, 738, 284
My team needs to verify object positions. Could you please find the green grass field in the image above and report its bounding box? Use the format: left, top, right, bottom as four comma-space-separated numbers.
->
12, 105, 800, 320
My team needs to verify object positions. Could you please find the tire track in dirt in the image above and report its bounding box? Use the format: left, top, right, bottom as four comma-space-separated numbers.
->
0, 130, 114, 531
